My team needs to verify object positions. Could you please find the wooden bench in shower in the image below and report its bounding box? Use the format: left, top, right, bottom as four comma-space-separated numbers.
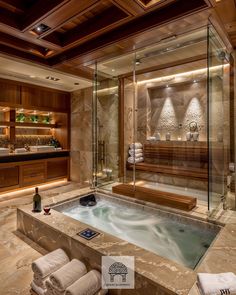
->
127, 141, 208, 181
112, 183, 197, 211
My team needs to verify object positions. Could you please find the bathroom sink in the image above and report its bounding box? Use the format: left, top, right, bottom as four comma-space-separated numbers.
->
30, 145, 55, 152
15, 148, 27, 154
0, 148, 9, 155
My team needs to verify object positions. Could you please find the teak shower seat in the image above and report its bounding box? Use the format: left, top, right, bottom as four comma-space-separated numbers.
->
112, 183, 197, 211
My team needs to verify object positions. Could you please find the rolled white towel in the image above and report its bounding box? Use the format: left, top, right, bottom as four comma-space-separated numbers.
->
65, 270, 101, 295
45, 279, 64, 295
197, 273, 236, 295
31, 281, 45, 295
128, 152, 143, 158
33, 274, 48, 289
32, 249, 70, 279
129, 142, 142, 149
50, 259, 87, 292
127, 157, 144, 164
129, 148, 143, 156
147, 136, 156, 141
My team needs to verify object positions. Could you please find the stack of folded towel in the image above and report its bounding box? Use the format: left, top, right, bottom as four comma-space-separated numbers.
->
31, 248, 107, 295
31, 248, 70, 295
197, 272, 236, 295
45, 259, 87, 295
127, 142, 144, 164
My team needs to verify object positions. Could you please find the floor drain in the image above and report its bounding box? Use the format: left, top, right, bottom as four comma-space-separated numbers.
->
179, 229, 185, 233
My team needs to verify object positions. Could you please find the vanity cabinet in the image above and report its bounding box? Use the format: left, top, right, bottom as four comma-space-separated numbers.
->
0, 155, 69, 193
0, 166, 19, 191
47, 158, 68, 180
20, 162, 46, 186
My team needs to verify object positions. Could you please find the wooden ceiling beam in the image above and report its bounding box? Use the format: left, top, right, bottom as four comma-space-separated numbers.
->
0, 31, 47, 56
43, 5, 129, 47
36, 0, 100, 39
0, 44, 49, 65
0, 0, 26, 12
49, 0, 208, 65
21, 0, 70, 31
0, 6, 20, 29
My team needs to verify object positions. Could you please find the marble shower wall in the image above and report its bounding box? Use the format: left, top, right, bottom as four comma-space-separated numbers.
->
137, 80, 207, 142
97, 79, 119, 179
70, 87, 93, 183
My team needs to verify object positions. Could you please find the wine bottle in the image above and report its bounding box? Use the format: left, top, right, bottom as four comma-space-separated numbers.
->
33, 187, 42, 212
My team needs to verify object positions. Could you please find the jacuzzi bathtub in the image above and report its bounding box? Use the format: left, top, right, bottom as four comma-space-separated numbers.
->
53, 192, 221, 269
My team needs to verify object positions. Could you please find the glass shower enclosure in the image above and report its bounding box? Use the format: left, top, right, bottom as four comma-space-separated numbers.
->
91, 24, 233, 215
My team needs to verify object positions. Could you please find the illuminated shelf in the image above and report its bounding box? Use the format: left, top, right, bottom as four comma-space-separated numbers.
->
0, 122, 57, 129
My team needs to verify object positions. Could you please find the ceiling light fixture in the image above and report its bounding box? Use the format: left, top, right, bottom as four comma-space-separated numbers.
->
34, 24, 50, 35
46, 76, 60, 81
135, 59, 141, 65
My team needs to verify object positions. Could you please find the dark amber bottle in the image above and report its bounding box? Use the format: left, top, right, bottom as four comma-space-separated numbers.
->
33, 187, 42, 212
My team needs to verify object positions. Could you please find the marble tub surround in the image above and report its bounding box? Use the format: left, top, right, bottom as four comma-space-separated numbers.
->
17, 188, 230, 295
17, 202, 197, 295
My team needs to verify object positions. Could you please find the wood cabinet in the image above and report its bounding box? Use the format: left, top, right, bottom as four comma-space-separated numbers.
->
0, 166, 19, 190
0, 80, 21, 106
20, 162, 46, 186
21, 85, 69, 112
0, 156, 69, 193
47, 158, 68, 180
0, 78, 70, 113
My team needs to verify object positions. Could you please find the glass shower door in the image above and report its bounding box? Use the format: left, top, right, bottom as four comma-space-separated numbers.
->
208, 26, 230, 212
92, 62, 120, 189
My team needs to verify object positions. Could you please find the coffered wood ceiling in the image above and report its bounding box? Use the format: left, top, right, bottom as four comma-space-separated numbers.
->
0, 0, 233, 81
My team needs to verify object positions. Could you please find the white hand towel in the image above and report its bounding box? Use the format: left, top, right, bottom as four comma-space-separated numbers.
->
197, 273, 236, 295
129, 142, 142, 149
129, 148, 143, 156
127, 157, 144, 164
50, 259, 87, 292
65, 270, 101, 295
34, 274, 49, 289
45, 279, 64, 295
32, 249, 70, 279
31, 281, 45, 295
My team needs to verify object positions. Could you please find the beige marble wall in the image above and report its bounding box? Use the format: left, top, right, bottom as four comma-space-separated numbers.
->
70, 87, 93, 183
137, 80, 207, 142
97, 79, 119, 179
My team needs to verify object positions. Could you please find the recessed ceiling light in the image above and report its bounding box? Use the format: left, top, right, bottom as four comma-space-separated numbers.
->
30, 75, 36, 78
46, 76, 60, 81
193, 80, 197, 83
111, 69, 115, 72
135, 59, 141, 65
34, 23, 50, 35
